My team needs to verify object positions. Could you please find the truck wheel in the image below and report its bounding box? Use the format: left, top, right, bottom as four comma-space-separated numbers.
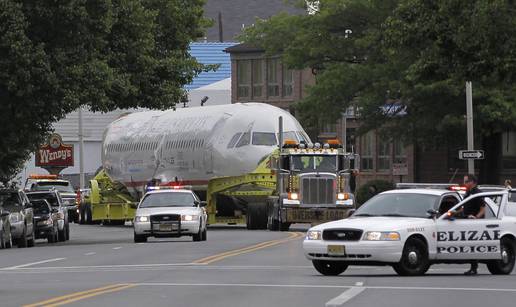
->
312, 260, 348, 276
247, 203, 267, 230
18, 227, 28, 248
134, 232, 147, 243
267, 216, 280, 231
246, 204, 257, 230
279, 222, 291, 231
487, 237, 516, 275
393, 237, 429, 276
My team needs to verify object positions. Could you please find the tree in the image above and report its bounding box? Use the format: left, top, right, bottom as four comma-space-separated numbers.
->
242, 0, 516, 145
0, 0, 211, 183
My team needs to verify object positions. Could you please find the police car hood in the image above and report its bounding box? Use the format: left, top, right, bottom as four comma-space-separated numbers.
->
136, 207, 199, 216
311, 216, 433, 231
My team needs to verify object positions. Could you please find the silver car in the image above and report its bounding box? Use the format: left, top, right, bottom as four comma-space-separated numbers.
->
133, 189, 207, 243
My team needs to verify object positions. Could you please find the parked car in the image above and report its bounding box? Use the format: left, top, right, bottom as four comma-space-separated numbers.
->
0, 189, 35, 248
0, 205, 12, 249
31, 199, 59, 243
26, 190, 69, 242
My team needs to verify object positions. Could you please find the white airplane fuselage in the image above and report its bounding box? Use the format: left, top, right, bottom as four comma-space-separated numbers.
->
102, 103, 310, 195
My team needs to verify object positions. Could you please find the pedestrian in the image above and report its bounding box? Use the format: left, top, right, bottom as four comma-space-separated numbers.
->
504, 179, 512, 190
462, 174, 484, 275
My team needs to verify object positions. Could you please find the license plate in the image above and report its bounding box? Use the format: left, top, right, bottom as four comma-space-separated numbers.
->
327, 245, 345, 256
159, 224, 173, 231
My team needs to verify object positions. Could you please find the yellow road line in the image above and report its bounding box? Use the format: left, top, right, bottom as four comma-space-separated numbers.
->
44, 284, 136, 307
193, 232, 304, 265
22, 283, 135, 307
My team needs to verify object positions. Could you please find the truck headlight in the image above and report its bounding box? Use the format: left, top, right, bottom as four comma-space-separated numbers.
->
288, 192, 299, 200
337, 193, 349, 200
182, 215, 198, 221
363, 231, 400, 241
306, 230, 322, 240
135, 216, 149, 222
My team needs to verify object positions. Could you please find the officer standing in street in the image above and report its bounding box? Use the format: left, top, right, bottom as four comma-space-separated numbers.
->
462, 174, 485, 275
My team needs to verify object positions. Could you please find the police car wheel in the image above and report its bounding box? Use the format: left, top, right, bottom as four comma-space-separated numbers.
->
487, 238, 516, 275
393, 237, 429, 276
312, 260, 348, 276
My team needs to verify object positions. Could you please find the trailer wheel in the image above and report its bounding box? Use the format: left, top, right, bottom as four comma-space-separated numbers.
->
247, 203, 268, 230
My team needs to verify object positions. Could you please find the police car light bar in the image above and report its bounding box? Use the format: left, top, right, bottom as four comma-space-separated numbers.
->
448, 186, 467, 192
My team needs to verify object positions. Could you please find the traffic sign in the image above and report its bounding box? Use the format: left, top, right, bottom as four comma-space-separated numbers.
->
459, 150, 484, 160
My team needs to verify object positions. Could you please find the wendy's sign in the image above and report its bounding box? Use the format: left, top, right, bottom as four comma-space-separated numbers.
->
36, 133, 74, 168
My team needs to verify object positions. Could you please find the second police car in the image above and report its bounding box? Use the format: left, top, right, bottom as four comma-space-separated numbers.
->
133, 188, 208, 243
303, 189, 516, 276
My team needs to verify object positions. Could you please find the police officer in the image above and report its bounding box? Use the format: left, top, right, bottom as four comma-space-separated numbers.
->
462, 174, 484, 275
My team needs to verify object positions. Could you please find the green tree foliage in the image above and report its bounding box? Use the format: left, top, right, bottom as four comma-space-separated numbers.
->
355, 179, 394, 207
0, 0, 211, 182
242, 0, 516, 143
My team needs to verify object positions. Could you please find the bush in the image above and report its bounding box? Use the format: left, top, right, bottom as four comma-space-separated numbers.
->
355, 180, 395, 207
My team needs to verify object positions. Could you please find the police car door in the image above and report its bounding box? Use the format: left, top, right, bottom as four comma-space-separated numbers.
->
435, 193, 501, 260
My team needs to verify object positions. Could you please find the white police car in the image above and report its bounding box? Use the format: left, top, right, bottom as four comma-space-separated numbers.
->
304, 189, 516, 276
133, 189, 207, 243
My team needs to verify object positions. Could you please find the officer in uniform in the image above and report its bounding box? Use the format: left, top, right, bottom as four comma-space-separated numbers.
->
462, 174, 485, 275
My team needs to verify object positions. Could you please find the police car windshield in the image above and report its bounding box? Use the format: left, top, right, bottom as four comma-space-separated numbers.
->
291, 155, 336, 172
354, 193, 439, 218
140, 192, 195, 208
33, 182, 75, 193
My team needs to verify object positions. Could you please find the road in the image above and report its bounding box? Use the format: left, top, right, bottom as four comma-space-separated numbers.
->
0, 223, 515, 307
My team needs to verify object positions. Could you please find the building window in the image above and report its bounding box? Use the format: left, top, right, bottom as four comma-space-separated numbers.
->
393, 140, 406, 164
237, 60, 251, 98
378, 137, 391, 171
361, 131, 374, 170
252, 59, 263, 98
267, 58, 279, 97
282, 66, 293, 97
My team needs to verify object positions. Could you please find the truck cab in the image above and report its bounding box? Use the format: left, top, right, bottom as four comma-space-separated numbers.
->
267, 140, 359, 231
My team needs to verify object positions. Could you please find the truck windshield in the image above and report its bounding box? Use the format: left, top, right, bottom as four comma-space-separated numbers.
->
140, 192, 195, 208
354, 193, 439, 218
290, 155, 337, 172
32, 182, 75, 193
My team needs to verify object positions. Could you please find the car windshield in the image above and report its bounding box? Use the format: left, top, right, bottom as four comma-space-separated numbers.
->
32, 182, 75, 193
139, 192, 196, 208
27, 193, 59, 207
291, 155, 337, 172
32, 201, 50, 215
354, 193, 439, 218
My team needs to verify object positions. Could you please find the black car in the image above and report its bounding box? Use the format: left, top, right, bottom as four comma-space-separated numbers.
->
26, 191, 69, 242
0, 189, 35, 248
32, 199, 59, 243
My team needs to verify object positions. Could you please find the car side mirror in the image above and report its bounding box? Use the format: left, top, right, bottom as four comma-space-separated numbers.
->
0, 211, 10, 217
346, 209, 356, 218
426, 209, 439, 219
200, 201, 207, 207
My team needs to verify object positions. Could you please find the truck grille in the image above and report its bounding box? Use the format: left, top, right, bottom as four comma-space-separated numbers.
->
323, 229, 363, 241
301, 177, 335, 205
150, 214, 181, 222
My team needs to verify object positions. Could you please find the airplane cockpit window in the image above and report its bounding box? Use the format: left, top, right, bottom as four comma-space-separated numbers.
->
252, 132, 277, 146
236, 132, 251, 148
227, 133, 242, 148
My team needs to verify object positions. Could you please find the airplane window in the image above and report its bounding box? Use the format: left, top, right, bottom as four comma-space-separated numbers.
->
252, 132, 277, 146
296, 131, 308, 143
227, 133, 242, 148
236, 132, 251, 148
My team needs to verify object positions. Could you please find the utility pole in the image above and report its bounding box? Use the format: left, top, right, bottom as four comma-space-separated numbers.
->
78, 107, 85, 190
466, 81, 474, 174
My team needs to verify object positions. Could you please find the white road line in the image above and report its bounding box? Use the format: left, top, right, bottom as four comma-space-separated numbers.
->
366, 286, 516, 292
84, 252, 96, 256
113, 247, 123, 250
325, 287, 366, 307
1, 258, 66, 270
355, 282, 364, 287
136, 282, 351, 289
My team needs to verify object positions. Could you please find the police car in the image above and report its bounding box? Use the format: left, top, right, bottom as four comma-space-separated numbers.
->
133, 188, 207, 243
303, 189, 516, 276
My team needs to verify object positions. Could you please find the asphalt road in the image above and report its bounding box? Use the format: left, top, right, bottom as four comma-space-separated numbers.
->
0, 223, 515, 307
